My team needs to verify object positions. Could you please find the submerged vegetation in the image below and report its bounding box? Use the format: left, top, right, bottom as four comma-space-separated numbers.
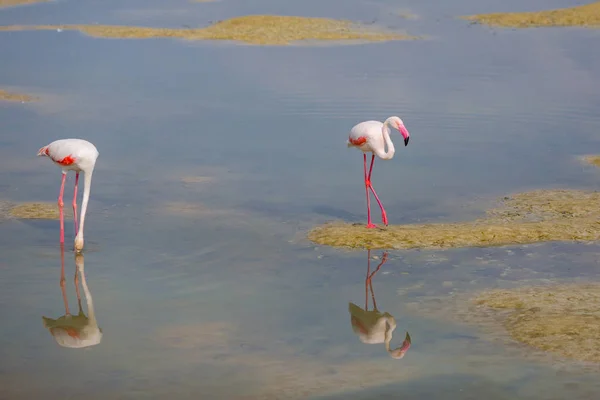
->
583, 155, 600, 168
0, 0, 48, 8
9, 202, 71, 220
180, 176, 215, 184
308, 189, 600, 250
474, 284, 600, 362
0, 15, 416, 45
0, 89, 38, 103
462, 2, 600, 28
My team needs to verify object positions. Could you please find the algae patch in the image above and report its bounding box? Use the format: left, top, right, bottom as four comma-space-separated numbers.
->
9, 202, 71, 219
308, 190, 600, 250
0, 0, 48, 8
180, 176, 215, 184
583, 155, 600, 168
474, 284, 600, 362
0, 15, 417, 45
0, 89, 38, 103
462, 2, 600, 28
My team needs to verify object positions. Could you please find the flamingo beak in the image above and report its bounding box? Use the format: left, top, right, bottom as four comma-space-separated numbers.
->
399, 126, 410, 147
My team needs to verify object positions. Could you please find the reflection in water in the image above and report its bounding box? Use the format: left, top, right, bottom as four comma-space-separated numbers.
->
42, 244, 102, 348
349, 250, 411, 359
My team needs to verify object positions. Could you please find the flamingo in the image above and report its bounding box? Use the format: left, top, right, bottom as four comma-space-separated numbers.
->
37, 139, 99, 252
42, 244, 103, 349
349, 250, 412, 359
347, 116, 410, 228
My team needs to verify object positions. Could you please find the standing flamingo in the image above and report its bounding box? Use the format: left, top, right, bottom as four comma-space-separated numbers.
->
37, 139, 99, 252
347, 116, 410, 228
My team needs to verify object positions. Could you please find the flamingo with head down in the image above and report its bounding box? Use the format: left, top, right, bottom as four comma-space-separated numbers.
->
37, 138, 99, 252
347, 116, 410, 228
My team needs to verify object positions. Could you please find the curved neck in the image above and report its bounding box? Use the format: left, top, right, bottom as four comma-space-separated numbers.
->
373, 121, 395, 160
76, 257, 98, 327
78, 169, 94, 238
383, 317, 395, 352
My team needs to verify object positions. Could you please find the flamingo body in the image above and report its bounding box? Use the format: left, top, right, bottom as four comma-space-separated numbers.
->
349, 303, 396, 344
346, 116, 411, 228
347, 121, 390, 155
39, 139, 99, 173
37, 138, 99, 252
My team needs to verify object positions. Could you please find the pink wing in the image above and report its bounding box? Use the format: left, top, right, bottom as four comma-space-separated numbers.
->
348, 120, 383, 148
41, 140, 78, 166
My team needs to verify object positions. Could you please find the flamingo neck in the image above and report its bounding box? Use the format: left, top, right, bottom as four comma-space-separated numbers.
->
383, 316, 397, 350
75, 169, 94, 247
374, 120, 396, 160
77, 257, 98, 327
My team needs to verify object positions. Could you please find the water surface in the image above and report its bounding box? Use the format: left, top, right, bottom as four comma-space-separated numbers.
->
1, 0, 600, 398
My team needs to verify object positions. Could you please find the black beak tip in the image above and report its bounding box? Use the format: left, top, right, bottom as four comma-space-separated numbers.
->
404, 137, 410, 147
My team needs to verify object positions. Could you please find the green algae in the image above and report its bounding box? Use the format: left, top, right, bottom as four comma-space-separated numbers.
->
462, 2, 600, 29
0, 0, 48, 8
583, 155, 600, 168
308, 190, 600, 250
0, 15, 417, 45
9, 202, 72, 219
0, 88, 38, 102
474, 284, 600, 362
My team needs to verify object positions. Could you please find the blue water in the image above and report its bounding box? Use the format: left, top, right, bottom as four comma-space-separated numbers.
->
1, 0, 600, 398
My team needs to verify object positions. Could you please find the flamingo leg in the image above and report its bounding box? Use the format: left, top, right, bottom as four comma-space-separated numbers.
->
366, 155, 388, 226
73, 172, 79, 236
364, 154, 376, 228
59, 243, 70, 315
369, 276, 377, 310
366, 251, 388, 311
365, 249, 371, 309
58, 173, 67, 244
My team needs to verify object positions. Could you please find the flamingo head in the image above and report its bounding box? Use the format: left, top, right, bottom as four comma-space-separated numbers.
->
391, 117, 410, 147
389, 331, 412, 359
74, 235, 84, 253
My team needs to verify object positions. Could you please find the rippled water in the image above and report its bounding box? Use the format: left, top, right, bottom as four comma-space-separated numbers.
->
1, 0, 600, 398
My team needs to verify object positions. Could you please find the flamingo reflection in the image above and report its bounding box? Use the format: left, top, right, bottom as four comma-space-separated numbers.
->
349, 250, 411, 359
42, 244, 102, 348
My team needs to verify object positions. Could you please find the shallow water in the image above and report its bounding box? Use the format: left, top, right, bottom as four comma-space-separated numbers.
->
1, 0, 600, 398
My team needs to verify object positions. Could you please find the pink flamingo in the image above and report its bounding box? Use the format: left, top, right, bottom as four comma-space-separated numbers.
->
347, 116, 410, 228
37, 139, 99, 252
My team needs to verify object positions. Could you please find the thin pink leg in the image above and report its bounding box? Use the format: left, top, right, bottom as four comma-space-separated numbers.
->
364, 154, 376, 228
367, 155, 388, 226
365, 249, 371, 309
369, 277, 377, 310
72, 172, 79, 236
366, 251, 388, 311
59, 243, 70, 315
58, 173, 67, 244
